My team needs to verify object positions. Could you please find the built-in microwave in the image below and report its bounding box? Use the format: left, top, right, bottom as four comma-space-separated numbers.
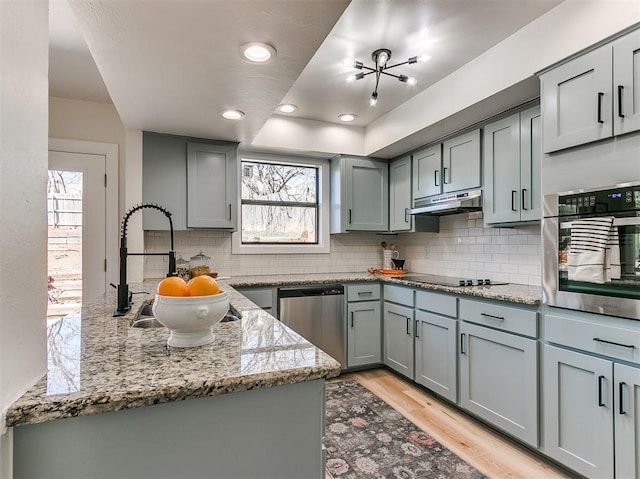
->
543, 183, 640, 320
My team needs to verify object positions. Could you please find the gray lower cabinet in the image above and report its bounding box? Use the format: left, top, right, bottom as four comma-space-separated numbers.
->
615, 362, 640, 479
236, 287, 277, 318
543, 344, 614, 478
543, 309, 640, 478
414, 310, 457, 403
347, 301, 381, 367
383, 301, 414, 379
458, 298, 539, 448
346, 283, 382, 368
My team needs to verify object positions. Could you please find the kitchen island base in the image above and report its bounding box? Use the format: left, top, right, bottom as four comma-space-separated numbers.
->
13, 379, 326, 479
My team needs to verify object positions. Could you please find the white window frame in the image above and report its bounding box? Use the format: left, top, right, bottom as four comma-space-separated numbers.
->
232, 152, 331, 255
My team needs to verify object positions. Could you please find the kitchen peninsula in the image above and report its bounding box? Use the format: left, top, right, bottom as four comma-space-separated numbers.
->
8, 280, 341, 479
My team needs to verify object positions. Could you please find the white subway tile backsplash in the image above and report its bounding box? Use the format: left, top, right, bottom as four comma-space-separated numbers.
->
143, 212, 542, 286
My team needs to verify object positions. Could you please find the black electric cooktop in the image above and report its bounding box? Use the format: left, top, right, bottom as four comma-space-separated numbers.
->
401, 274, 508, 287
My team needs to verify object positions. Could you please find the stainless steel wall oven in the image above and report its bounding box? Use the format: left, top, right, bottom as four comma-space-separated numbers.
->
543, 182, 640, 320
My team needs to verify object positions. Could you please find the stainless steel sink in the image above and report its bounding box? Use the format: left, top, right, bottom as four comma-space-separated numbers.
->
130, 303, 241, 328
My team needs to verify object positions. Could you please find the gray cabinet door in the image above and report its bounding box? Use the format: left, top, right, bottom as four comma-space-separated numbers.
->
613, 28, 640, 136
414, 311, 457, 402
187, 142, 237, 229
389, 156, 412, 232
347, 301, 381, 367
541, 45, 613, 153
459, 322, 538, 447
442, 129, 481, 193
345, 157, 389, 231
142, 133, 187, 230
614, 362, 640, 479
519, 106, 541, 222
483, 114, 520, 224
543, 344, 614, 478
412, 144, 441, 199
383, 302, 414, 379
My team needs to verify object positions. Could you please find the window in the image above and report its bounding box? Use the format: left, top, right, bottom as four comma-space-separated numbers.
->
240, 159, 319, 244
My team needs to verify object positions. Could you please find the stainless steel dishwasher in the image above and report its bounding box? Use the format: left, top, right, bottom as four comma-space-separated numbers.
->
278, 284, 345, 368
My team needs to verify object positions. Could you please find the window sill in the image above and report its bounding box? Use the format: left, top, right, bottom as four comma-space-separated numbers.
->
231, 232, 330, 254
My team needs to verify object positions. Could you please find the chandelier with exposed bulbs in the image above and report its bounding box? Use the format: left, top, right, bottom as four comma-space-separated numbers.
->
344, 48, 423, 106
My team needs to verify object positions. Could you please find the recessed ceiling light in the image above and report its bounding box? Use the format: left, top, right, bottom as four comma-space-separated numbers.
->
240, 42, 277, 64
338, 113, 357, 122
221, 109, 245, 120
277, 104, 298, 113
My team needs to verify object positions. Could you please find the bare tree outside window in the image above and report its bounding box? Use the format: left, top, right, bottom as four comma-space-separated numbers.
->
241, 160, 318, 244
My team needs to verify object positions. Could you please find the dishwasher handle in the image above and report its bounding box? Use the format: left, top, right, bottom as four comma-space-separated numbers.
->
277, 285, 344, 298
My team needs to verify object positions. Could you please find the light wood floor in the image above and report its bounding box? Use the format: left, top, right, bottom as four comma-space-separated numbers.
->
331, 368, 578, 479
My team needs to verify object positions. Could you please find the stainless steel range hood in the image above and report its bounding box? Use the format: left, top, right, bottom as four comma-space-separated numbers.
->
408, 189, 482, 216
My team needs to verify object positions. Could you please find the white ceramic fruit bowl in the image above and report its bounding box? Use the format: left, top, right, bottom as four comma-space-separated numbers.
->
152, 291, 229, 348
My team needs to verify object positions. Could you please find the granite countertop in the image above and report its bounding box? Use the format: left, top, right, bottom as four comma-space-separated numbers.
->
228, 272, 541, 306
7, 273, 540, 428
6, 280, 341, 428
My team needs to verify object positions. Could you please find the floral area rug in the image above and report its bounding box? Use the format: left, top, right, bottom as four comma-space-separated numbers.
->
324, 380, 489, 479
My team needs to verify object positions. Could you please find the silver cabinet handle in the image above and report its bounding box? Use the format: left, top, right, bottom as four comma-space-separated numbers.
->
404, 207, 409, 224
460, 333, 466, 355
406, 317, 411, 335
415, 319, 420, 338
434, 170, 439, 187
350, 311, 354, 328
228, 204, 232, 220
357, 291, 372, 296
521, 189, 528, 210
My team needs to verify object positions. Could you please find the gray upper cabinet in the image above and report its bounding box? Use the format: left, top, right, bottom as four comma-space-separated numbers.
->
389, 155, 412, 232
142, 132, 188, 230
142, 132, 237, 231
412, 129, 481, 201
483, 106, 541, 225
541, 45, 612, 153
442, 129, 481, 193
412, 144, 441, 200
541, 27, 640, 153
187, 142, 236, 229
613, 28, 640, 135
330, 155, 389, 233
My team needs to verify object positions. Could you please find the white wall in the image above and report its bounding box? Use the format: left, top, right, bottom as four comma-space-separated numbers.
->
0, 1, 49, 476
49, 97, 126, 209
142, 215, 541, 287
365, 0, 640, 155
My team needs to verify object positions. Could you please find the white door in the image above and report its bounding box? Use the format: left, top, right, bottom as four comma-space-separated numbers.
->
49, 150, 107, 303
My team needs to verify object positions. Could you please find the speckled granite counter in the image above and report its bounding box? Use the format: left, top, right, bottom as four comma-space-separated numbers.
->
6, 281, 341, 428
7, 273, 539, 428
228, 272, 541, 306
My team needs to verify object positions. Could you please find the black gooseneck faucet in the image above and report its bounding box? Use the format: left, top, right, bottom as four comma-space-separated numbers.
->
114, 203, 176, 316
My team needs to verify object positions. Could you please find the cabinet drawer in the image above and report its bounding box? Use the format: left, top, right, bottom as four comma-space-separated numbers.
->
383, 285, 414, 307
347, 283, 381, 302
459, 299, 537, 338
239, 288, 273, 309
545, 312, 640, 364
415, 290, 457, 318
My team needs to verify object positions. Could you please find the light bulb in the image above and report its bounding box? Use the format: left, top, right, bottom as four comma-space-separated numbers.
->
406, 76, 417, 86
370, 92, 378, 106
377, 51, 389, 68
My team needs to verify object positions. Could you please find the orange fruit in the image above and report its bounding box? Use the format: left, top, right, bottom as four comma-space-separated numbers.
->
186, 275, 221, 296
157, 276, 189, 296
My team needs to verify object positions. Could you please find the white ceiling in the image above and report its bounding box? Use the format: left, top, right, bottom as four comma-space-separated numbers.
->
49, 0, 563, 152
